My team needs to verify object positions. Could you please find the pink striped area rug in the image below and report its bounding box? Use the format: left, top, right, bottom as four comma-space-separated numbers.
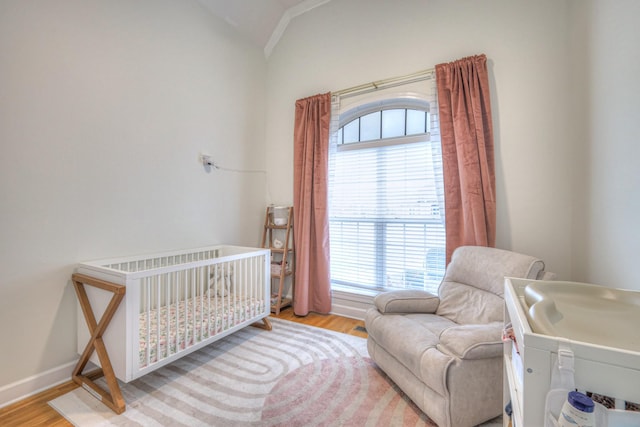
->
49, 318, 436, 426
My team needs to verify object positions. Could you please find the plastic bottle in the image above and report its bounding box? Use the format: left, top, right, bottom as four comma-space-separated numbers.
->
557, 391, 595, 427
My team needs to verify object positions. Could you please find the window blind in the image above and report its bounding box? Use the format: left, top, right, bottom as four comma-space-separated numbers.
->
329, 136, 445, 294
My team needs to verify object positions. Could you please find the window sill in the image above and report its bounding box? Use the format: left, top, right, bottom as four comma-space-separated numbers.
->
331, 284, 379, 299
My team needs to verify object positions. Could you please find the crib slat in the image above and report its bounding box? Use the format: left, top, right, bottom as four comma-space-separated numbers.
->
181, 270, 187, 353
213, 264, 222, 334
189, 268, 195, 345
221, 263, 227, 331
198, 268, 209, 340
144, 278, 150, 367
157, 275, 162, 362
204, 265, 210, 337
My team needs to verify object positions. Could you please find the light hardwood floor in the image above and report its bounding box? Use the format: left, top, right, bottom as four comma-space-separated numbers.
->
0, 309, 367, 427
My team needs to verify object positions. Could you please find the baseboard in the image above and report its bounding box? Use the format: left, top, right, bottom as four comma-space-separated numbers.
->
0, 296, 368, 409
0, 360, 77, 408
0, 294, 370, 409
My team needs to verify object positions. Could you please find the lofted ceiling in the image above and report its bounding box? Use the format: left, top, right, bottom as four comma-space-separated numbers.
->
196, 0, 330, 58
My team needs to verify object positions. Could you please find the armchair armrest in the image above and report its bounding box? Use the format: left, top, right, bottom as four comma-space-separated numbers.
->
537, 270, 557, 280
374, 290, 440, 314
436, 322, 503, 360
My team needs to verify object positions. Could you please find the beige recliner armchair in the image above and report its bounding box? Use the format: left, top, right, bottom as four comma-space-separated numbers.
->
365, 246, 554, 427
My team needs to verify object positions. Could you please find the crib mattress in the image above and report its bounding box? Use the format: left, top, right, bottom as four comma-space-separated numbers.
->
139, 294, 265, 368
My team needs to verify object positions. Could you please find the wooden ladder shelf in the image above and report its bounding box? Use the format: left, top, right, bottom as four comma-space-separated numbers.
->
261, 206, 295, 315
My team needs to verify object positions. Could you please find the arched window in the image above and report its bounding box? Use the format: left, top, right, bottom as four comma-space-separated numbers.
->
329, 99, 445, 294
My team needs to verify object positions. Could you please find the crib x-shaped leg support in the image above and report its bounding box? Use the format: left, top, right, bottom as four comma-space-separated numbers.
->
252, 317, 273, 331
71, 273, 126, 414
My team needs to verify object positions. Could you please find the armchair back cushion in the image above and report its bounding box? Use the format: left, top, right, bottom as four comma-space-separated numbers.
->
436, 246, 545, 324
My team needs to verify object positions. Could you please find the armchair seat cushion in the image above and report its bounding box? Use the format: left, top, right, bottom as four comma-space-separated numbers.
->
436, 323, 503, 359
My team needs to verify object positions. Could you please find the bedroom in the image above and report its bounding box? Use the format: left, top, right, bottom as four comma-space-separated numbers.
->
1, 0, 638, 420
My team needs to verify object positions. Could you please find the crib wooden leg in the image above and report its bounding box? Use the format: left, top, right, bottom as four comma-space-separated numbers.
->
252, 317, 273, 331
71, 273, 126, 414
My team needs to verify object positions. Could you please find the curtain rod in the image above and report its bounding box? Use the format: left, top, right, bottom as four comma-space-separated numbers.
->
332, 67, 435, 99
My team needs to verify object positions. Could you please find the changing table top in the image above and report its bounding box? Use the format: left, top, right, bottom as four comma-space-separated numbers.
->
515, 279, 640, 353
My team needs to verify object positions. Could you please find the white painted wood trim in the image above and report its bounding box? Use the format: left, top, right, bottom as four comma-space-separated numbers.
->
0, 360, 77, 408
264, 0, 332, 58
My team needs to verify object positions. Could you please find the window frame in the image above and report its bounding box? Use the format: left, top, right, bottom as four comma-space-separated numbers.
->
329, 97, 445, 295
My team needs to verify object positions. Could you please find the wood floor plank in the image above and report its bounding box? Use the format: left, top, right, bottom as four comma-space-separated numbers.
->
0, 310, 367, 426
274, 307, 368, 338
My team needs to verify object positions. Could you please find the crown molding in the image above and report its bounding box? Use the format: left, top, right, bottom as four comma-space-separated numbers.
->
264, 0, 331, 58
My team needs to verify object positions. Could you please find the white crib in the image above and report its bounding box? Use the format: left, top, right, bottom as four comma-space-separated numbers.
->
72, 245, 270, 413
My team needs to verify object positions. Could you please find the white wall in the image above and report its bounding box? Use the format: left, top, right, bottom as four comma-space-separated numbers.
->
569, 0, 640, 289
0, 0, 266, 399
3, 0, 639, 407
266, 0, 575, 278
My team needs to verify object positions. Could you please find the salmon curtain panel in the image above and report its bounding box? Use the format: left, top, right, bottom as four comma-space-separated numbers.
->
293, 92, 332, 315
435, 54, 496, 263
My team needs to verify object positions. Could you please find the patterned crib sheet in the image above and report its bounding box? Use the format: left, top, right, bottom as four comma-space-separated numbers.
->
139, 294, 265, 368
